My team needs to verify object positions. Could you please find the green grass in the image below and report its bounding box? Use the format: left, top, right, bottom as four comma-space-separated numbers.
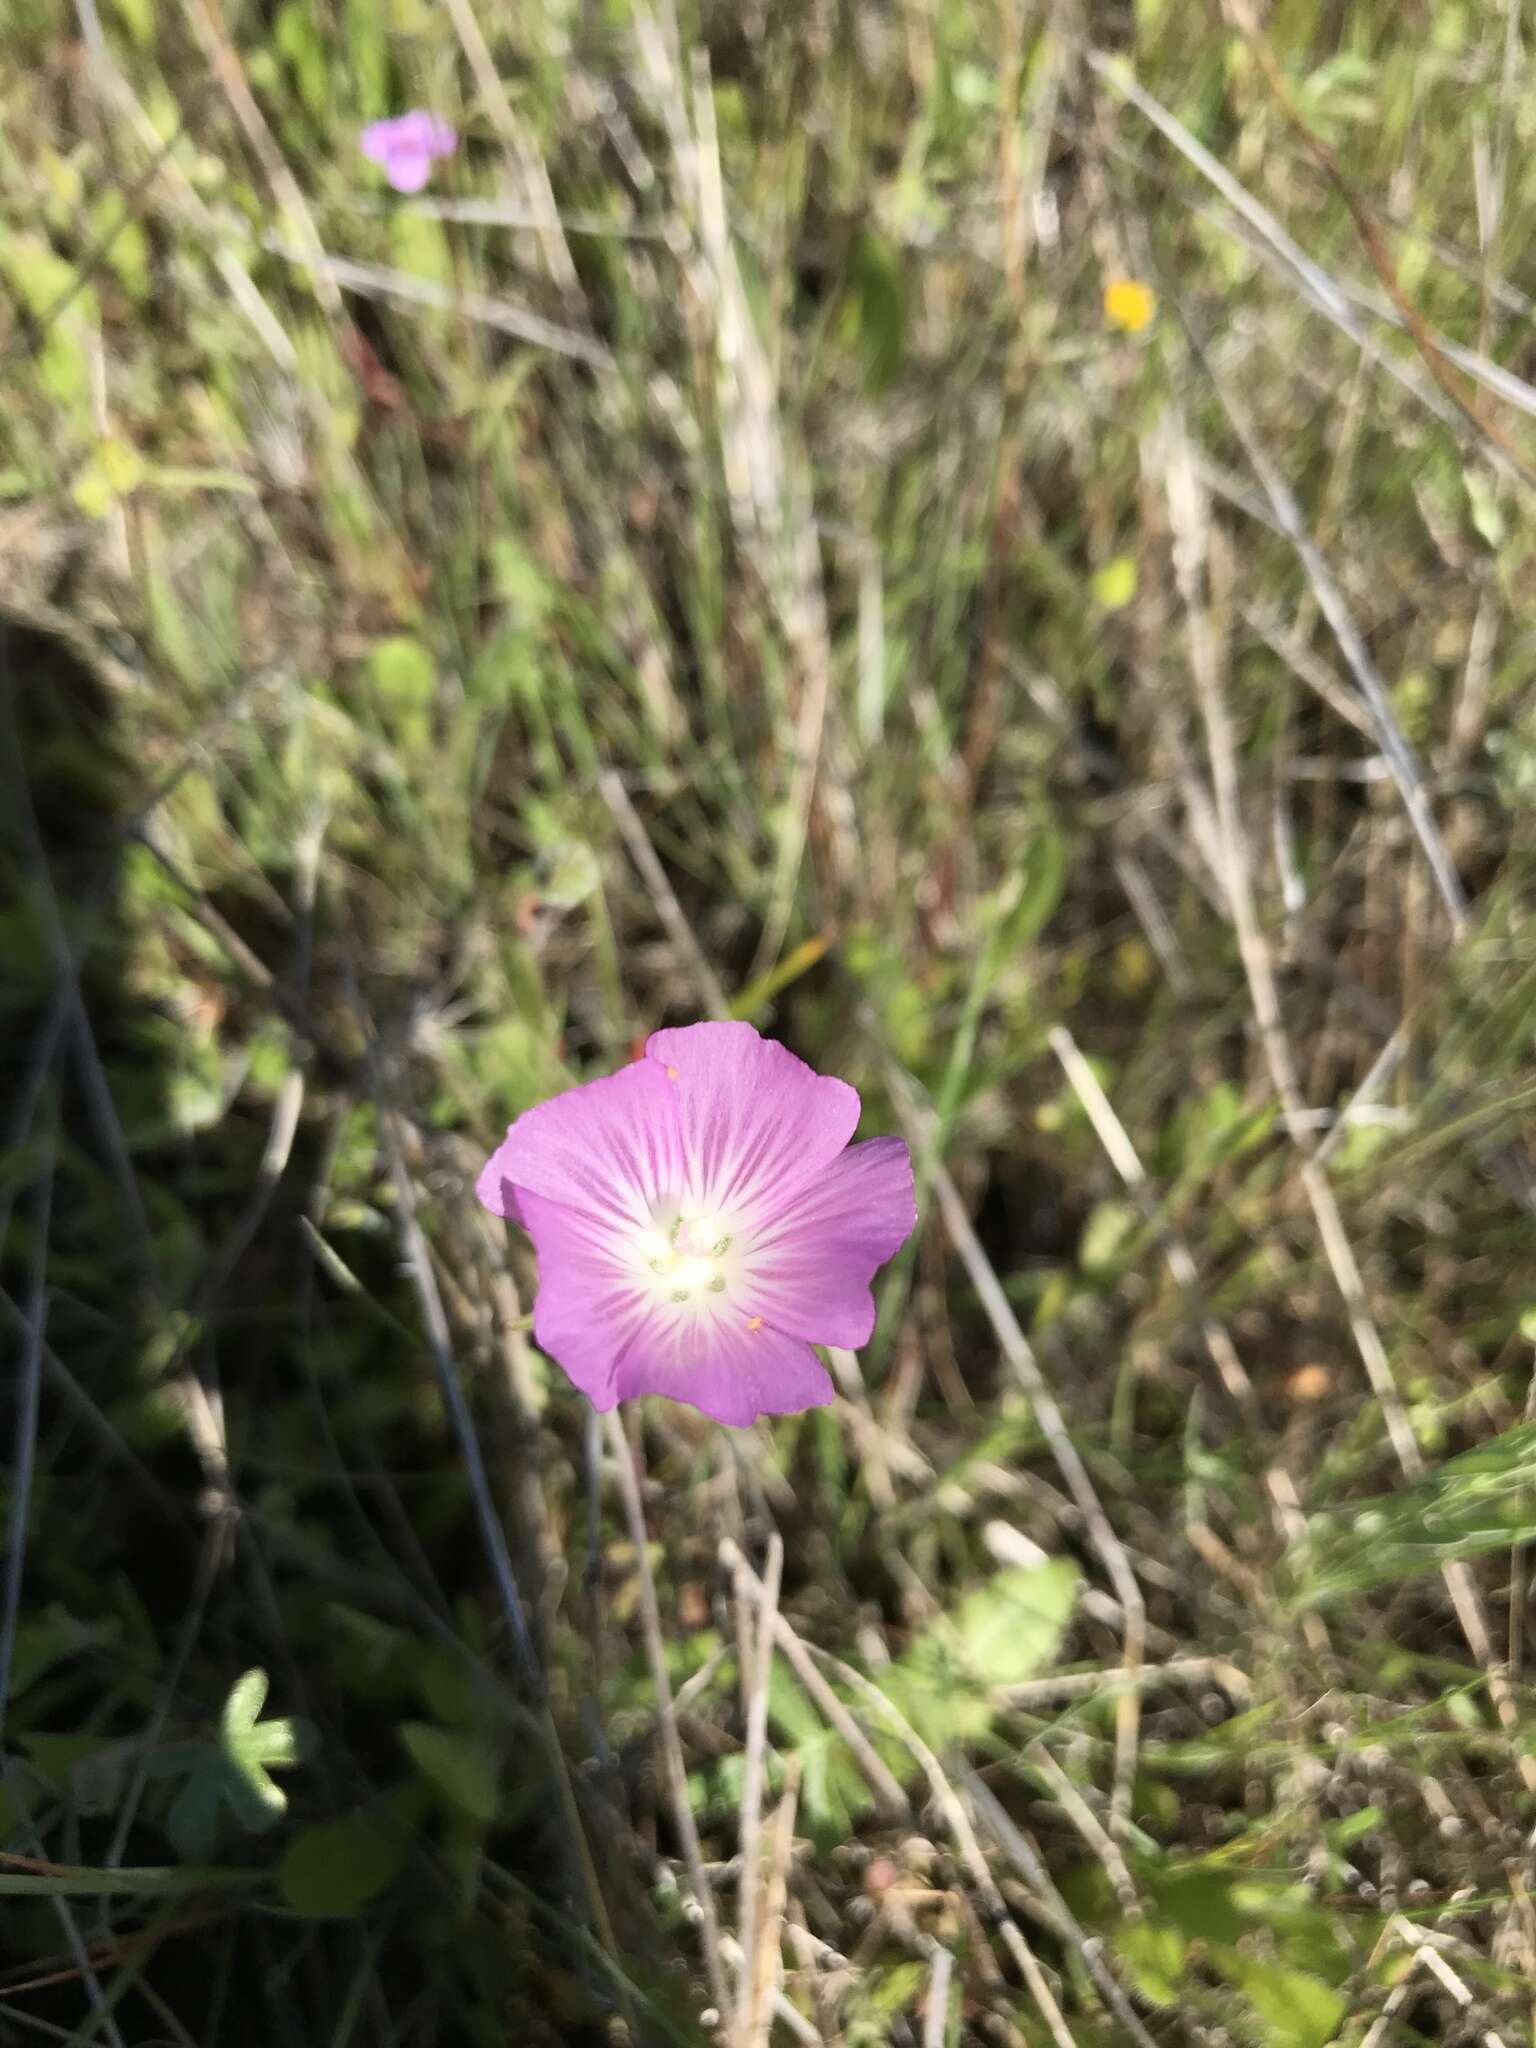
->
5, 0, 1536, 2042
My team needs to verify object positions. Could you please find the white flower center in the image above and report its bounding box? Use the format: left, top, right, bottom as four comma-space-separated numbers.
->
636, 1207, 737, 1307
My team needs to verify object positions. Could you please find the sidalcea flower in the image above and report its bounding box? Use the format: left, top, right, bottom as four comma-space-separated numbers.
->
476, 1022, 916, 1427
360, 111, 457, 194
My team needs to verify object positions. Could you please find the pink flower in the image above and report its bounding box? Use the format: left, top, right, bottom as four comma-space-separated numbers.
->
476, 1022, 916, 1427
360, 111, 457, 194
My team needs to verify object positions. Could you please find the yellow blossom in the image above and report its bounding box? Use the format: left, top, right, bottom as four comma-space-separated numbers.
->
1103, 276, 1157, 334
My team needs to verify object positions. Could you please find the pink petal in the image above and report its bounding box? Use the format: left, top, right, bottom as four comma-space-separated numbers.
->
612, 1312, 835, 1428
733, 1136, 916, 1346
383, 148, 433, 194
475, 1061, 684, 1227
359, 118, 399, 166
644, 1021, 860, 1229
517, 1189, 652, 1409
360, 112, 457, 190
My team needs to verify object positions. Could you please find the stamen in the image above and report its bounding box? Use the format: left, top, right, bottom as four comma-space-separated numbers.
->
673, 1257, 716, 1292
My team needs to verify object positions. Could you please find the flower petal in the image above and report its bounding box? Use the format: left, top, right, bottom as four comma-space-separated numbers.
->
644, 1021, 860, 1229
475, 1061, 684, 1228
612, 1312, 835, 1428
517, 1189, 652, 1408
733, 1136, 915, 1346
383, 148, 433, 193
359, 118, 399, 166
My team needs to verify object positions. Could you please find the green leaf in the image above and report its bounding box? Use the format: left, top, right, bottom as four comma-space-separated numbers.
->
1466, 470, 1506, 549
1001, 818, 1068, 950
766, 1665, 876, 1838
4, 1605, 118, 1698
400, 1722, 499, 1822
885, 1562, 1078, 1746
368, 636, 437, 747
845, 232, 908, 393
1145, 1865, 1246, 1943
279, 1812, 406, 1917
222, 1668, 308, 1821
1114, 1919, 1185, 2006
1079, 1199, 1139, 1278
148, 1671, 309, 1856
1215, 1953, 1345, 2048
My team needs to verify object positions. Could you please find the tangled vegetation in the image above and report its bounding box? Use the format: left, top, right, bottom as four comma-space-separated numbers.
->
4, 0, 1536, 2042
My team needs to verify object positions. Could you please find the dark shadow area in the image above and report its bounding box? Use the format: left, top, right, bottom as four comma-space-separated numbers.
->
0, 619, 688, 2047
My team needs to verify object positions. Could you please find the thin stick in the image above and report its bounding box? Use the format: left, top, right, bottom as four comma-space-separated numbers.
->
745, 1760, 799, 2048
798, 1643, 1078, 2048
440, 0, 584, 299
1513, 1360, 1536, 1688
962, 1770, 1162, 2048
0, 1146, 53, 1747
1026, 1743, 1139, 1916
605, 1411, 729, 2016
256, 237, 615, 371
1084, 46, 1525, 482
719, 1539, 909, 1822
1047, 1023, 1253, 1404
890, 1070, 1146, 1838
1181, 343, 1469, 936
995, 1656, 1250, 1706
718, 1930, 818, 2048
734, 1533, 783, 2046
923, 1946, 953, 2048
599, 769, 732, 1021
379, 1104, 541, 1693
177, 0, 343, 319
73, 0, 295, 369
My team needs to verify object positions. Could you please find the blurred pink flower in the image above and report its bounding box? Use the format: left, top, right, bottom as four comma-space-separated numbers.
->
477, 1022, 916, 1427
360, 111, 457, 194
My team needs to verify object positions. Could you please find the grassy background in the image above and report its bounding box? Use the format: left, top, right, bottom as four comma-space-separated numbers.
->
5, 0, 1536, 2042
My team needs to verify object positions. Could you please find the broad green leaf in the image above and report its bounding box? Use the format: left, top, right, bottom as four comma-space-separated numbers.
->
279, 1813, 406, 1917
885, 1562, 1078, 1746
1114, 1919, 1185, 2005
400, 1722, 499, 1822
1215, 1953, 1345, 2048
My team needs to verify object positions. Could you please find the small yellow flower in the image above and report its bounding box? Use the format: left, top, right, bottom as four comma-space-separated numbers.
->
71, 437, 145, 518
1103, 276, 1157, 334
